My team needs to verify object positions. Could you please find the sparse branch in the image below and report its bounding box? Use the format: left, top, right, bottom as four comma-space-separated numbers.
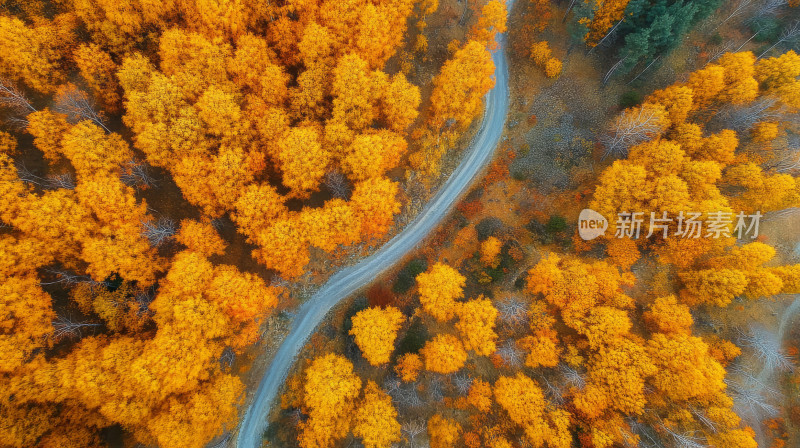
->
497, 298, 528, 328
141, 217, 176, 247
496, 339, 523, 367
54, 85, 110, 133
739, 326, 794, 372
52, 315, 102, 341
46, 173, 76, 190
121, 160, 158, 189
451, 372, 472, 395
758, 20, 800, 59
324, 170, 351, 199
401, 420, 426, 448
602, 104, 667, 158
0, 77, 36, 115
720, 0, 755, 25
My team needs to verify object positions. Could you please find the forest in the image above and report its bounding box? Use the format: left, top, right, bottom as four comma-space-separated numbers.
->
1, 0, 800, 447
0, 0, 503, 446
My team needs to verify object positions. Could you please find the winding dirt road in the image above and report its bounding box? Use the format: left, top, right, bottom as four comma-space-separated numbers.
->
235, 24, 511, 448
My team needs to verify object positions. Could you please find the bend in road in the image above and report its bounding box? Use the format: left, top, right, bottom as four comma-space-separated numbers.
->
236, 22, 511, 448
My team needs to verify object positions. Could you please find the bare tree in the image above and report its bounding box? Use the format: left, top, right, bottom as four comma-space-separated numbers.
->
497, 298, 528, 328
219, 346, 236, 370
739, 326, 794, 372
497, 340, 523, 367
46, 173, 76, 190
559, 364, 586, 390
712, 97, 781, 133
730, 383, 780, 422
427, 375, 445, 402
539, 375, 565, 404
0, 77, 36, 128
754, 0, 789, 19
660, 425, 707, 448
135, 288, 156, 314
141, 217, 176, 247
602, 104, 668, 158
451, 372, 473, 395
15, 162, 48, 187
384, 375, 423, 408
53, 85, 110, 133
121, 160, 158, 189
720, 0, 756, 25
690, 406, 718, 432
288, 408, 306, 424
401, 420, 426, 448
41, 269, 103, 287
758, 20, 800, 59
52, 315, 102, 341
325, 170, 351, 199
602, 57, 627, 86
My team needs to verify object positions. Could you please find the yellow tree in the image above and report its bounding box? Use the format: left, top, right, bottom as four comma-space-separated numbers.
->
0, 16, 70, 92
430, 40, 495, 129
73, 43, 121, 111
350, 177, 401, 239
420, 334, 468, 374
467, 379, 493, 412
647, 333, 726, 402
472, 0, 507, 48
277, 126, 330, 199
353, 381, 401, 448
480, 236, 502, 268
454, 297, 498, 355
342, 131, 408, 181
300, 199, 362, 253
253, 217, 310, 279
349, 306, 406, 365
584, 0, 632, 46
231, 183, 288, 241
395, 353, 423, 382
26, 109, 70, 162
380, 73, 421, 132
416, 263, 466, 321
0, 277, 55, 373
643, 295, 693, 335
428, 414, 461, 448
298, 354, 362, 448
175, 220, 227, 257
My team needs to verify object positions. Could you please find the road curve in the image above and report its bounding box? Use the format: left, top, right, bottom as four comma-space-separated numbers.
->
235, 26, 511, 448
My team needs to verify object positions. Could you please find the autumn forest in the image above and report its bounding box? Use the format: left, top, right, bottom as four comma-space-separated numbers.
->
1, 0, 800, 447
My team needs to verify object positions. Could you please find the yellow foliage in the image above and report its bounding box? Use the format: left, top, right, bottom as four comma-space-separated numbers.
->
467, 379, 493, 412
480, 236, 502, 268
544, 58, 563, 78
420, 334, 468, 374
530, 41, 552, 65
454, 297, 498, 355
428, 414, 461, 448
349, 306, 406, 366
430, 40, 495, 129
395, 353, 423, 382
353, 381, 401, 448
299, 354, 362, 448
751, 121, 780, 142
416, 263, 466, 321
647, 333, 726, 402
175, 220, 227, 257
644, 296, 693, 335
